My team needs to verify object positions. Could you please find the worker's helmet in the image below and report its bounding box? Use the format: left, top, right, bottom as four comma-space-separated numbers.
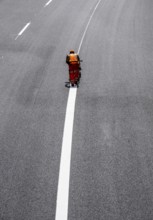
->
70, 50, 75, 54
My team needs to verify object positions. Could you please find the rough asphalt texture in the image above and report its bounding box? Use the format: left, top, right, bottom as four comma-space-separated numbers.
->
0, 0, 153, 219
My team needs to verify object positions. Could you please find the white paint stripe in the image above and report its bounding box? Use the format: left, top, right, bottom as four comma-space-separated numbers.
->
77, 0, 102, 54
18, 22, 31, 36
44, 0, 53, 7
15, 22, 31, 40
55, 88, 77, 220
55, 1, 102, 219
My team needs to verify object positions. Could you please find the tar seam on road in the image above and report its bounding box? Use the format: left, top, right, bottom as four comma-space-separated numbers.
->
15, 22, 31, 40
55, 0, 103, 219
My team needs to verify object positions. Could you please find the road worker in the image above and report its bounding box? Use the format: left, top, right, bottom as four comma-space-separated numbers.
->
66, 50, 81, 71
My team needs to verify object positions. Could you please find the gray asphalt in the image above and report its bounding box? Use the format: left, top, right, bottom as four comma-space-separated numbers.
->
0, 0, 153, 219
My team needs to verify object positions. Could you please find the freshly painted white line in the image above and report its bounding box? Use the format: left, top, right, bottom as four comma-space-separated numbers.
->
55, 0, 102, 219
15, 22, 31, 40
55, 88, 77, 220
44, 0, 53, 7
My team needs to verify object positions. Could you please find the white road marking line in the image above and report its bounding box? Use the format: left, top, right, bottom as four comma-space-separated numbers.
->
44, 0, 53, 7
18, 22, 31, 36
55, 0, 102, 219
78, 0, 102, 54
55, 88, 77, 220
15, 22, 31, 40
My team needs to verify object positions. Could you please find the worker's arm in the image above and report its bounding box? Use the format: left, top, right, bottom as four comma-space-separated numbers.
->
77, 55, 80, 62
66, 55, 69, 64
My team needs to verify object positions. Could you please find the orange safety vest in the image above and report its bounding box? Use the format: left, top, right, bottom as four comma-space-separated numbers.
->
68, 54, 79, 64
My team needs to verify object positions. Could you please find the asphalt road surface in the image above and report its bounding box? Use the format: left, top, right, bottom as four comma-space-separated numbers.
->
0, 0, 153, 219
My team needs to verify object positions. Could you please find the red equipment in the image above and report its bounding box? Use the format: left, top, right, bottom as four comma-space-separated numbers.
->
65, 62, 82, 88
